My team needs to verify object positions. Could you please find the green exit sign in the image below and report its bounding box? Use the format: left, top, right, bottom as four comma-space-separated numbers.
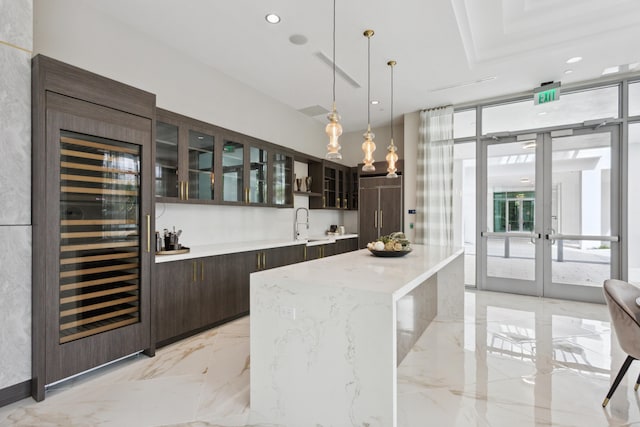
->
534, 82, 561, 105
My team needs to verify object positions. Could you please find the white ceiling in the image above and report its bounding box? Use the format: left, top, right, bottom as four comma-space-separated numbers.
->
87, 0, 640, 132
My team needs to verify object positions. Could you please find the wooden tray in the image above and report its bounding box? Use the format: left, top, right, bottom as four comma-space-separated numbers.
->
156, 247, 190, 255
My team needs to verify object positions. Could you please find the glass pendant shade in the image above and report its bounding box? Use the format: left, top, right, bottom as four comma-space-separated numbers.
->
325, 0, 343, 159
362, 126, 376, 171
386, 60, 399, 178
326, 106, 342, 160
386, 139, 398, 178
361, 29, 376, 172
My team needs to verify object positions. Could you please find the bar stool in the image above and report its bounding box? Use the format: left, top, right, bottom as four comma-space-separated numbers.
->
602, 279, 640, 407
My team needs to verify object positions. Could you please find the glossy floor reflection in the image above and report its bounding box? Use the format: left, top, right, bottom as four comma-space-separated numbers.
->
0, 290, 638, 426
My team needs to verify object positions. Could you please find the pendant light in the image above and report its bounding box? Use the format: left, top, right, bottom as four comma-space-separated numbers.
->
361, 29, 376, 172
325, 0, 343, 160
386, 60, 398, 178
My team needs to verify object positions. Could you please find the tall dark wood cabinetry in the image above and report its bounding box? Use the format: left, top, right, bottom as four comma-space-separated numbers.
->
32, 56, 156, 401
359, 176, 403, 248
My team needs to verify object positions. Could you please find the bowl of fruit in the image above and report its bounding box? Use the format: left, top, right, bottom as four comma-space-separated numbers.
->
367, 232, 412, 257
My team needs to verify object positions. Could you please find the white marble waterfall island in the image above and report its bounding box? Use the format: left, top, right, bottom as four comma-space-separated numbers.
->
249, 244, 464, 427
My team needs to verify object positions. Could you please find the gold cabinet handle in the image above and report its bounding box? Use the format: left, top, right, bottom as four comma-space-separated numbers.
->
201, 261, 204, 281
192, 261, 197, 283
374, 210, 378, 228
262, 252, 266, 269
343, 198, 347, 209
257, 252, 261, 269
245, 187, 250, 204
303, 246, 307, 261
336, 197, 340, 207
179, 181, 184, 200
186, 181, 189, 200
322, 196, 326, 208
380, 210, 383, 229
145, 214, 151, 253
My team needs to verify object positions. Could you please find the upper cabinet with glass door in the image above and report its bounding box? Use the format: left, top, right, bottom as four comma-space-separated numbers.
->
309, 160, 350, 210
222, 135, 272, 206
155, 109, 218, 204
156, 108, 293, 208
271, 150, 293, 207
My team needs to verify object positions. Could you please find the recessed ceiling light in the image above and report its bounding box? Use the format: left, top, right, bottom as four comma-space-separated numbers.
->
371, 100, 379, 105
265, 13, 281, 24
566, 56, 582, 64
602, 66, 620, 76
564, 69, 573, 75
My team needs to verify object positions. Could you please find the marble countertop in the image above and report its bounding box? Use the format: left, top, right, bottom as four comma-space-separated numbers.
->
155, 234, 358, 263
250, 244, 463, 300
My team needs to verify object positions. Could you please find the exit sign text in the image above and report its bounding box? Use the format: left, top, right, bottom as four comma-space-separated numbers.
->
534, 83, 561, 105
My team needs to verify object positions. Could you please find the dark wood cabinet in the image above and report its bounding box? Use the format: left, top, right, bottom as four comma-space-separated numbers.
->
156, 244, 307, 346
263, 245, 305, 269
32, 55, 156, 401
156, 261, 202, 343
335, 237, 358, 254
359, 176, 403, 248
156, 109, 220, 203
306, 243, 336, 259
155, 109, 293, 208
309, 160, 350, 209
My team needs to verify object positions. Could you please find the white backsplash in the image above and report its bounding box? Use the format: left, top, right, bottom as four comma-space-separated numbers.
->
156, 202, 349, 247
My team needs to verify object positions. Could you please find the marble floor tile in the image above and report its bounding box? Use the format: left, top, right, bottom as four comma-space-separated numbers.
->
1, 291, 638, 426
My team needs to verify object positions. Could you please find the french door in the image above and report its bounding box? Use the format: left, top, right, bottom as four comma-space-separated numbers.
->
479, 125, 620, 303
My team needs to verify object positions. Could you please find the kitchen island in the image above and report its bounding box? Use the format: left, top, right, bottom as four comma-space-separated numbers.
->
249, 244, 464, 427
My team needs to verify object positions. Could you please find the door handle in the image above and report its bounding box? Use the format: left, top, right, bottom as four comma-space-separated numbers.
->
146, 214, 151, 253
374, 210, 378, 228
380, 210, 383, 229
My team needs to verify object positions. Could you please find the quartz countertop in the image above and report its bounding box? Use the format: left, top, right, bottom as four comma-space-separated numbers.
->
250, 244, 463, 300
155, 234, 358, 263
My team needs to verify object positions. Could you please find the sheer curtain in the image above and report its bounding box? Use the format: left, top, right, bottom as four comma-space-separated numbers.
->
416, 106, 454, 246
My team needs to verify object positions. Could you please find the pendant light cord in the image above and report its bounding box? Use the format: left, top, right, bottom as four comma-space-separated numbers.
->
332, 0, 336, 106
367, 34, 371, 127
390, 63, 394, 141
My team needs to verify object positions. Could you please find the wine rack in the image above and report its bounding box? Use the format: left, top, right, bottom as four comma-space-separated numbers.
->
58, 133, 142, 344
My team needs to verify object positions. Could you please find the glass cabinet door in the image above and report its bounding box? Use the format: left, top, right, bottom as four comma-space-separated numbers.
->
324, 166, 337, 208
155, 121, 179, 198
222, 140, 245, 202
249, 146, 268, 204
188, 130, 215, 201
338, 168, 345, 209
272, 152, 293, 206
59, 131, 142, 344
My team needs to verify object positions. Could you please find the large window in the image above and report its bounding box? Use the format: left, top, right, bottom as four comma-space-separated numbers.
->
629, 123, 640, 285
629, 81, 640, 117
453, 141, 476, 286
482, 86, 619, 135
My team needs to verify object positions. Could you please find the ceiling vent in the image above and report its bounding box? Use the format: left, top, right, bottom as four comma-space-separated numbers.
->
314, 51, 361, 89
298, 105, 330, 117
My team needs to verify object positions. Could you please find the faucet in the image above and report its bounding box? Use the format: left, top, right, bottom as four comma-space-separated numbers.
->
294, 207, 309, 240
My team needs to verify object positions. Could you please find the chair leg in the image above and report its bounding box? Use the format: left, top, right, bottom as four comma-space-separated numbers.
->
603, 355, 635, 407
